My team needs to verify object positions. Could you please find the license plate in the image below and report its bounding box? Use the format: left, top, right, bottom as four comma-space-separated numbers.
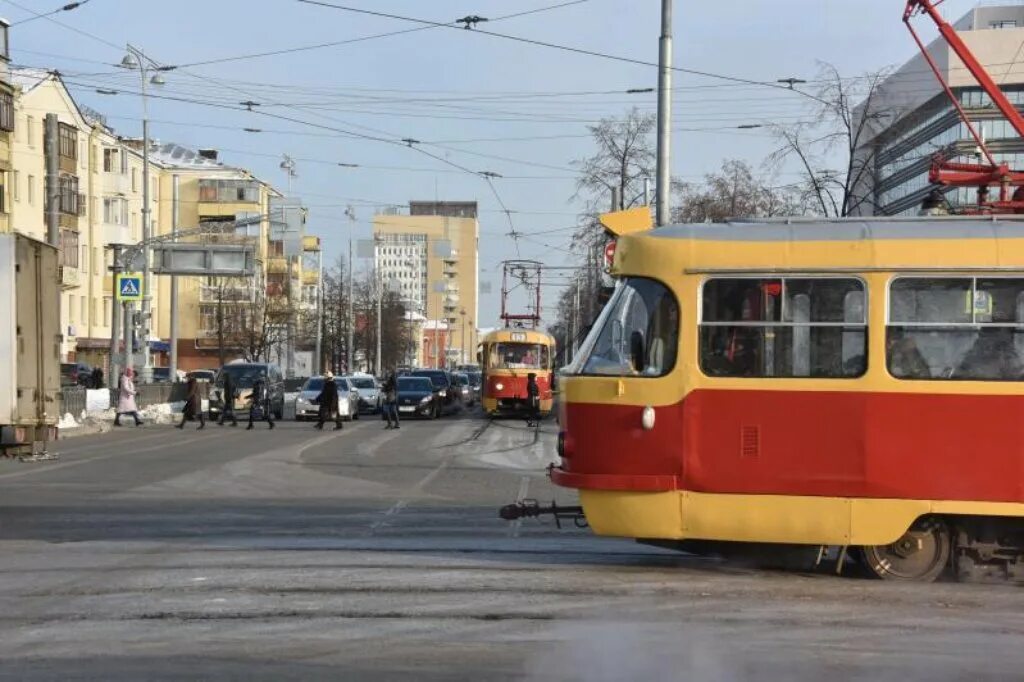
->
399, 406, 415, 413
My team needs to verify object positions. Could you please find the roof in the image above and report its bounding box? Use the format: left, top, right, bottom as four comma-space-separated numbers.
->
149, 142, 226, 169
11, 67, 51, 94
648, 217, 1024, 243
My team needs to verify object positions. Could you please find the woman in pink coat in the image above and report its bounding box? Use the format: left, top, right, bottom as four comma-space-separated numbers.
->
114, 367, 143, 427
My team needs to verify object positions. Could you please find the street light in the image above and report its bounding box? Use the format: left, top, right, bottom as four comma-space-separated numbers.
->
117, 43, 166, 383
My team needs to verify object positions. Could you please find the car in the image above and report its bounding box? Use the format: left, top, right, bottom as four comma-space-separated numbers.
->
464, 370, 482, 404
209, 362, 286, 420
186, 369, 216, 383
60, 362, 94, 388
407, 369, 460, 415
452, 372, 473, 407
347, 373, 382, 413
294, 376, 360, 422
395, 375, 441, 419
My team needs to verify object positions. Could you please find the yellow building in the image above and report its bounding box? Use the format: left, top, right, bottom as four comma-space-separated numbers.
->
9, 68, 155, 365
373, 201, 479, 367
0, 20, 13, 236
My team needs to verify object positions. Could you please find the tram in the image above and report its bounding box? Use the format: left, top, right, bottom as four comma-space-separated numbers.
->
480, 327, 556, 417
552, 216, 1024, 581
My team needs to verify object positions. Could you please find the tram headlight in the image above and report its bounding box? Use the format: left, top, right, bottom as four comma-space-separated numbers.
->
495, 382, 504, 391
642, 405, 656, 431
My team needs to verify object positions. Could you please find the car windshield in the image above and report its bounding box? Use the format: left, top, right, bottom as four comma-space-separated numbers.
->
575, 277, 679, 377
466, 373, 482, 387
350, 377, 376, 389
398, 377, 433, 391
302, 378, 324, 392
410, 371, 448, 388
218, 365, 267, 388
453, 374, 468, 386
490, 343, 548, 370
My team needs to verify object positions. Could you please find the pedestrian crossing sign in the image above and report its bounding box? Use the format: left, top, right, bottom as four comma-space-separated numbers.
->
116, 274, 143, 301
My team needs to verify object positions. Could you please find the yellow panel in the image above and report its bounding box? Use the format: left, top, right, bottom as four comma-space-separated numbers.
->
598, 206, 652, 237
578, 490, 1024, 547
579, 490, 683, 539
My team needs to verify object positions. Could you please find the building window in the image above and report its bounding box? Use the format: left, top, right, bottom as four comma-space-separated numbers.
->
120, 148, 128, 175
103, 148, 118, 173
0, 23, 8, 60
80, 245, 87, 272
58, 124, 77, 160
0, 170, 6, 214
131, 167, 137, 192
991, 20, 1017, 29
103, 197, 128, 225
27, 174, 35, 205
0, 92, 13, 133
58, 175, 79, 215
700, 277, 867, 379
26, 115, 34, 147
888, 277, 1024, 381
103, 297, 111, 327
80, 296, 87, 326
198, 178, 260, 202
59, 229, 79, 268
93, 247, 99, 275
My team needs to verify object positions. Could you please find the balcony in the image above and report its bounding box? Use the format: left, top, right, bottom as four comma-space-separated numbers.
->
59, 265, 79, 289
443, 263, 457, 276
199, 284, 255, 304
301, 269, 319, 285
266, 256, 289, 274
442, 249, 459, 263
444, 293, 460, 305
302, 235, 321, 252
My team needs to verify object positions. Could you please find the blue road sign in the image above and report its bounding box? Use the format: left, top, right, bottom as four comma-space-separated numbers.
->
116, 274, 143, 302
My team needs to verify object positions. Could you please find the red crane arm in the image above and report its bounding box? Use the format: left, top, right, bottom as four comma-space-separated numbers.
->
905, 0, 1024, 146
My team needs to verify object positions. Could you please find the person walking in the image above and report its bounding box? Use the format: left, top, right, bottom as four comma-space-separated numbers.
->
382, 371, 399, 430
177, 375, 206, 430
246, 376, 275, 430
314, 372, 343, 431
217, 371, 239, 427
113, 367, 143, 427
525, 372, 541, 427
91, 366, 104, 390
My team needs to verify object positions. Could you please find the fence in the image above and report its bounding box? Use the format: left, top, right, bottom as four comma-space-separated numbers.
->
59, 386, 87, 417
107, 381, 210, 410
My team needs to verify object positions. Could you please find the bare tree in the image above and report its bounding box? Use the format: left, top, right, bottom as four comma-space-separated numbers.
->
673, 159, 807, 223
769, 63, 898, 217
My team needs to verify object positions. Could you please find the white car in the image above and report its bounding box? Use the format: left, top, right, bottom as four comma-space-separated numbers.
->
294, 376, 360, 422
347, 374, 382, 413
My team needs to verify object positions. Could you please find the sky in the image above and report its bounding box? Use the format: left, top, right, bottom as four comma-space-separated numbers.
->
1, 0, 983, 326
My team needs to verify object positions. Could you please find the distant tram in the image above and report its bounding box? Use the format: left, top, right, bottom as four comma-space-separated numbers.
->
553, 216, 1024, 582
480, 328, 556, 417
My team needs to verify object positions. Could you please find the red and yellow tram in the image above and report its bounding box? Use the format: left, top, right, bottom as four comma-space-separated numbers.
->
480, 328, 556, 417
553, 216, 1024, 581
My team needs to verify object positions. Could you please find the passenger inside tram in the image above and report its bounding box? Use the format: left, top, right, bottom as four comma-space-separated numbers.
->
954, 328, 1024, 380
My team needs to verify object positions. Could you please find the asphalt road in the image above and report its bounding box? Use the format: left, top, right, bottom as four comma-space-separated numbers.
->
0, 409, 1022, 681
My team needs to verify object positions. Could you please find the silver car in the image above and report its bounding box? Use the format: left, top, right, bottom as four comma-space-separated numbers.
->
347, 374, 382, 414
294, 376, 360, 422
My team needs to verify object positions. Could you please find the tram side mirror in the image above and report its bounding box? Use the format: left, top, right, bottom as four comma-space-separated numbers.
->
630, 330, 646, 373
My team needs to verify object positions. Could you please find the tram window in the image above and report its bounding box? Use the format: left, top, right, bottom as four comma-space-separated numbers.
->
887, 277, 1024, 381
700, 277, 866, 379
491, 343, 549, 370
577, 278, 678, 377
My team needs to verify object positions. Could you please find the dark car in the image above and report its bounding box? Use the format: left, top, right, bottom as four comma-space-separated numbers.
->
408, 369, 460, 415
452, 372, 473, 407
186, 369, 217, 383
60, 362, 93, 387
395, 376, 441, 419
209, 362, 286, 420
464, 370, 482, 404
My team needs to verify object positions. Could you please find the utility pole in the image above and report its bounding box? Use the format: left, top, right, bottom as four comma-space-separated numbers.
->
314, 247, 323, 375
169, 175, 179, 381
344, 206, 355, 373
109, 244, 123, 381
44, 114, 59, 248
655, 0, 673, 227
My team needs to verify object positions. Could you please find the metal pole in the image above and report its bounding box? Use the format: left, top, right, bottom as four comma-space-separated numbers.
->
460, 309, 466, 365
169, 174, 179, 381
139, 53, 154, 383
644, 177, 652, 206
109, 244, 122, 381
375, 247, 382, 377
347, 220, 354, 373
123, 300, 134, 376
655, 0, 673, 227
44, 114, 59, 247
314, 247, 323, 375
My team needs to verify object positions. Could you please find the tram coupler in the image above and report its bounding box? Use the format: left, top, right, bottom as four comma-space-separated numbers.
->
499, 498, 587, 529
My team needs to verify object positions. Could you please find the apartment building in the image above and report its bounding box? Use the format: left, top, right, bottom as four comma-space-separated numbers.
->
373, 201, 479, 367
856, 5, 1024, 215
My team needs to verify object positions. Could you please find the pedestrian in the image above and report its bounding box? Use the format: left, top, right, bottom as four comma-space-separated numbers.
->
525, 372, 541, 427
246, 376, 275, 430
217, 371, 239, 427
91, 366, 104, 390
177, 375, 206, 430
314, 372, 343, 431
113, 367, 143, 427
382, 371, 399, 430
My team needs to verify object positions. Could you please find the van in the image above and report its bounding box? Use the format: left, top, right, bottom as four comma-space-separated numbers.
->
210, 362, 286, 419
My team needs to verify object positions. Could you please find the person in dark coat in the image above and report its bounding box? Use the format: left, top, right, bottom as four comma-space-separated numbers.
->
525, 373, 541, 427
382, 372, 399, 430
91, 366, 104, 389
177, 375, 206, 430
315, 372, 343, 431
217, 371, 239, 427
246, 376, 275, 430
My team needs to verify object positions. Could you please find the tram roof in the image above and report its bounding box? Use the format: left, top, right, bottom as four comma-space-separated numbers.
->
615, 216, 1024, 275
482, 328, 554, 343
648, 216, 1024, 243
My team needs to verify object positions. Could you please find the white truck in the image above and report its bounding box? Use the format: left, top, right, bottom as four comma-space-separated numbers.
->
0, 233, 60, 456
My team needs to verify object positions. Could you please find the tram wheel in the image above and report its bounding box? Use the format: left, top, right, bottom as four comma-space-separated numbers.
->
859, 517, 951, 582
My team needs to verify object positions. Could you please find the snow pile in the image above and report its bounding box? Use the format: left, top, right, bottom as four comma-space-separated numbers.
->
140, 402, 182, 425
85, 389, 111, 412
58, 412, 80, 430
